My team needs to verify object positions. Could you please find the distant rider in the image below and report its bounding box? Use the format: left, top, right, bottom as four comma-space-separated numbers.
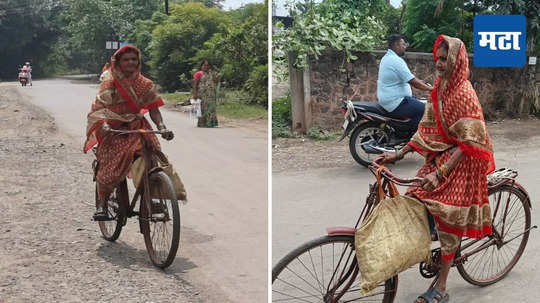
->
377, 34, 432, 133
21, 62, 32, 86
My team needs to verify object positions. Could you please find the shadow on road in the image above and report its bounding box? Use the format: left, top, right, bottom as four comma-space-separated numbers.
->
96, 240, 197, 276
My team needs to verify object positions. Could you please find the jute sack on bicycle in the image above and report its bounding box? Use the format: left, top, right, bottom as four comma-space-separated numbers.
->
355, 166, 431, 294
130, 150, 187, 202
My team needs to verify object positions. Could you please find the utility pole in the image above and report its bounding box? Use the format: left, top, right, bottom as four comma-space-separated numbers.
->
165, 0, 169, 15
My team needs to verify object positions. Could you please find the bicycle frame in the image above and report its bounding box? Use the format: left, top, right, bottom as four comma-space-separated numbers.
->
107, 129, 168, 226
321, 163, 534, 301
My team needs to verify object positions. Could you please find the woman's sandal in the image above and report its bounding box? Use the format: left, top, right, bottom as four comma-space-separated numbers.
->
415, 287, 449, 303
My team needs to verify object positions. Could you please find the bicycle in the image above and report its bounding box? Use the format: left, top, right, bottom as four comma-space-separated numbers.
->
272, 161, 536, 302
92, 128, 181, 268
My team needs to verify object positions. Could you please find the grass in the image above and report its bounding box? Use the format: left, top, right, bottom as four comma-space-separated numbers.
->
161, 92, 191, 104
217, 103, 267, 119
161, 89, 267, 120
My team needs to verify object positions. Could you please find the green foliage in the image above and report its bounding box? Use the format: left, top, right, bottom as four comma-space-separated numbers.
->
244, 64, 268, 107
275, 0, 388, 69
272, 95, 294, 138
217, 103, 267, 119
403, 0, 463, 51
482, 0, 540, 53
149, 2, 227, 92
190, 3, 267, 104
404, 0, 539, 53
381, 4, 402, 39
161, 92, 192, 104
306, 126, 335, 140
171, 0, 224, 9
128, 11, 168, 74
57, 0, 161, 73
0, 0, 62, 78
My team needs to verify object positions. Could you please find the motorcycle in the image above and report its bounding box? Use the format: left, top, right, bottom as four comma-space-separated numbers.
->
18, 72, 29, 87
338, 99, 426, 167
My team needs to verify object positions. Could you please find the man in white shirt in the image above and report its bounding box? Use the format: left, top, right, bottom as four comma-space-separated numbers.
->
377, 35, 432, 132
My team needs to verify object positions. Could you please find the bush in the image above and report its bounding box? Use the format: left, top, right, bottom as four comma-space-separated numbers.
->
272, 95, 293, 138
244, 64, 268, 108
306, 126, 334, 141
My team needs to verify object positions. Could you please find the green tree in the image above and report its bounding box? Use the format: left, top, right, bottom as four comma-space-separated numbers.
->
275, 0, 388, 68
171, 0, 224, 9
0, 0, 62, 78
149, 2, 227, 91
128, 11, 168, 74
58, 0, 161, 73
403, 0, 465, 51
191, 3, 268, 105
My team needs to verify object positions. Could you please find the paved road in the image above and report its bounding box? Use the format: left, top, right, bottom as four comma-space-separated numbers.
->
12, 79, 268, 302
273, 120, 540, 302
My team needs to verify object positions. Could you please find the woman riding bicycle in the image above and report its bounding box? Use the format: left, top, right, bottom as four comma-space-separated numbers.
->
379, 35, 495, 303
83, 45, 174, 220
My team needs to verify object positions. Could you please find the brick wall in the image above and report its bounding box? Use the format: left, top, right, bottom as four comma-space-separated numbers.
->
307, 49, 536, 130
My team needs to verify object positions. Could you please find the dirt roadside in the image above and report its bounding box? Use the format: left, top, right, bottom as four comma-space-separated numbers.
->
164, 102, 268, 135
0, 87, 203, 302
272, 118, 540, 173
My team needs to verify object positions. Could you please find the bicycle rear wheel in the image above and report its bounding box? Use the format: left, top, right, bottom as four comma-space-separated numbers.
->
456, 184, 531, 286
140, 171, 180, 268
97, 180, 128, 241
272, 235, 397, 303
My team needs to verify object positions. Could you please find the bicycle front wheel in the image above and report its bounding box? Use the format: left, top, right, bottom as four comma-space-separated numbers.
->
456, 184, 531, 286
272, 235, 397, 303
97, 180, 128, 241
140, 171, 181, 268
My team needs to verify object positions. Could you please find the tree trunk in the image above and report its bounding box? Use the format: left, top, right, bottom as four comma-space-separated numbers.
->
398, 2, 406, 33
288, 53, 307, 134
525, 36, 539, 114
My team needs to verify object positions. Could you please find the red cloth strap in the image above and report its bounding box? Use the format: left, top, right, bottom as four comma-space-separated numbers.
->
113, 78, 139, 114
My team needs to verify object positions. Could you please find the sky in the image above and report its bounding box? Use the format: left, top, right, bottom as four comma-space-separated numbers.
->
222, 0, 265, 10
273, 0, 402, 16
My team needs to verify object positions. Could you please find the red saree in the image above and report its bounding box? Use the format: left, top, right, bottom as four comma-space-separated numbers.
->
406, 35, 495, 262
83, 45, 164, 188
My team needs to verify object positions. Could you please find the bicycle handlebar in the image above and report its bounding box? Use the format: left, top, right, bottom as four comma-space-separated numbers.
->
370, 157, 424, 187
109, 128, 168, 135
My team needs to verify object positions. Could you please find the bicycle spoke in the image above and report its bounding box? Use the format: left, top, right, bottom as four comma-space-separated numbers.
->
284, 259, 325, 295
275, 277, 321, 300
307, 250, 324, 294
273, 236, 394, 303
272, 289, 319, 303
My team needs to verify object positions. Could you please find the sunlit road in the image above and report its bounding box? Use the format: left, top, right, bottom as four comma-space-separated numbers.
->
12, 78, 268, 303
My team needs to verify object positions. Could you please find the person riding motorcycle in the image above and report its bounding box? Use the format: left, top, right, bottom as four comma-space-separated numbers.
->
21, 62, 32, 86
377, 34, 432, 134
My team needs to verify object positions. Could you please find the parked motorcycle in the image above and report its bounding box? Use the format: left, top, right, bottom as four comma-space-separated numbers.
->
18, 72, 29, 86
338, 99, 426, 167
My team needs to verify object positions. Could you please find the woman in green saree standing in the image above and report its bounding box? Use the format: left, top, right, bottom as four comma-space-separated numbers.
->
192, 60, 219, 128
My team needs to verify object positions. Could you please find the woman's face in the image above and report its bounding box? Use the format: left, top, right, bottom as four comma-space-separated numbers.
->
435, 46, 449, 78
119, 51, 139, 74
201, 62, 211, 72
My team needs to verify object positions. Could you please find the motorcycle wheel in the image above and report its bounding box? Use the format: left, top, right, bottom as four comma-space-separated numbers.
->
349, 122, 389, 167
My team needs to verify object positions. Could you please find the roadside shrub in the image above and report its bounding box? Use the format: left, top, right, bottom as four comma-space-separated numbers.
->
244, 64, 268, 108
272, 95, 293, 138
306, 126, 334, 141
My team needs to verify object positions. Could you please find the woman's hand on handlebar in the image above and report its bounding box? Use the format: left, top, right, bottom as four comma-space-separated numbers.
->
375, 152, 401, 165
157, 123, 174, 141
161, 129, 174, 141
421, 171, 439, 192
102, 122, 111, 132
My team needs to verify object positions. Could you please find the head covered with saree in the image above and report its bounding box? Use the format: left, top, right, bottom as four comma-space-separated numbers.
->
408, 35, 494, 173
84, 45, 164, 153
